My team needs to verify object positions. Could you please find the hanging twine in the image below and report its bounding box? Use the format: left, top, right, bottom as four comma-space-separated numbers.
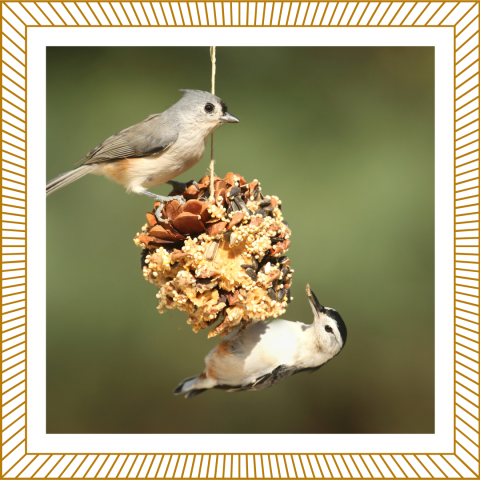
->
209, 46, 216, 201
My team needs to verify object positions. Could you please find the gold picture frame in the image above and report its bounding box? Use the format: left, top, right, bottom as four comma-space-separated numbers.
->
2, 1, 478, 478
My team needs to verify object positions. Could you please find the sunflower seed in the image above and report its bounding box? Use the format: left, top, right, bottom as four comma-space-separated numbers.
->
278, 256, 289, 265
258, 199, 271, 208
252, 257, 259, 270
277, 288, 286, 301
271, 237, 283, 244
228, 186, 241, 197
287, 288, 292, 303
245, 268, 257, 281
240, 264, 254, 270
234, 196, 249, 212
268, 288, 276, 300
282, 220, 289, 227
281, 267, 290, 280
263, 206, 275, 213
257, 209, 266, 218
238, 198, 253, 214
205, 239, 219, 261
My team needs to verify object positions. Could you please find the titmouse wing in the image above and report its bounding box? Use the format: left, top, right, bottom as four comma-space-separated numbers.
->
77, 114, 179, 165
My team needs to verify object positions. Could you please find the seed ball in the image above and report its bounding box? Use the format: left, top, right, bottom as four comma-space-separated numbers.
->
134, 172, 294, 337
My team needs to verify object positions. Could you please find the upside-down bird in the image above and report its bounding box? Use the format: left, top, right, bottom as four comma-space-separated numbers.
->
174, 285, 347, 398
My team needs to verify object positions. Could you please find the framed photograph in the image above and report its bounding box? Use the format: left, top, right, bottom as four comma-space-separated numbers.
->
1, 1, 478, 478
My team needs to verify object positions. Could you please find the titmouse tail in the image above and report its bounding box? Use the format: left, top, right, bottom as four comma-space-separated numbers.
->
46, 165, 95, 197
173, 376, 208, 399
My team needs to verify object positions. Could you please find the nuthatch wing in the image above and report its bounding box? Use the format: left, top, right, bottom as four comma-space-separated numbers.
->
174, 285, 347, 398
46, 90, 239, 220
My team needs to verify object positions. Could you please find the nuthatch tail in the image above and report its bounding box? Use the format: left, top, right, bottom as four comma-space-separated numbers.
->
46, 90, 239, 220
174, 285, 347, 398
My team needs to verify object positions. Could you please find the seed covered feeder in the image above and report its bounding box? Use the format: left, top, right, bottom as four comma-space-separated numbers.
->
134, 172, 294, 338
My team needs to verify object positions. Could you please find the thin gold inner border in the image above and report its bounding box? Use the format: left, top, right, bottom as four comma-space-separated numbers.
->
1, 1, 478, 478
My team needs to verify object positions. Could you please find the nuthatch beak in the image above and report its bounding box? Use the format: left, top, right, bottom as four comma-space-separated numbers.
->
306, 284, 326, 316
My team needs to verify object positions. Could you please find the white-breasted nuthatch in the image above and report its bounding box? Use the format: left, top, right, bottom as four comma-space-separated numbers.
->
174, 285, 347, 398
46, 90, 239, 219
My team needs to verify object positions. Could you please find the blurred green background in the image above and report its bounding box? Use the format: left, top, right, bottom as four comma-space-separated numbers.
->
47, 47, 434, 434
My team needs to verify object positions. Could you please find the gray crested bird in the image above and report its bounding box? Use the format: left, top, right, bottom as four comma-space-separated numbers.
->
174, 285, 347, 398
46, 90, 239, 220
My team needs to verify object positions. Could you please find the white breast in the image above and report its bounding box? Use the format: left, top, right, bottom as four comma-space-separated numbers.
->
207, 320, 324, 386
116, 128, 210, 192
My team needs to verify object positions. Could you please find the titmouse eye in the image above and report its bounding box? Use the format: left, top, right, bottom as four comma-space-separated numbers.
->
204, 103, 215, 113
325, 325, 333, 333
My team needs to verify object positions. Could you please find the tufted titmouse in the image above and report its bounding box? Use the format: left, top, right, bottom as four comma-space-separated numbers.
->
46, 90, 239, 218
174, 285, 347, 398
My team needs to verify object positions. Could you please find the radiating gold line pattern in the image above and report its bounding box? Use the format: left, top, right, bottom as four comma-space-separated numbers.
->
1, 1, 478, 478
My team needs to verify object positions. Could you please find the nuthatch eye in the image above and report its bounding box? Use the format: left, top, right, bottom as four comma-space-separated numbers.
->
174, 284, 347, 398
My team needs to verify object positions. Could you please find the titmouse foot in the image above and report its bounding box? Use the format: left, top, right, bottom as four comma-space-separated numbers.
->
137, 190, 186, 222
154, 202, 167, 223
151, 195, 186, 223
167, 180, 199, 192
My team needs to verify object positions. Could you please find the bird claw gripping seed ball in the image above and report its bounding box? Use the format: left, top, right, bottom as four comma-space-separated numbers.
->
134, 172, 294, 338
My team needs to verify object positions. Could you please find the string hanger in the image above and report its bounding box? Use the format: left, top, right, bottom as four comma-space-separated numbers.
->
209, 46, 216, 201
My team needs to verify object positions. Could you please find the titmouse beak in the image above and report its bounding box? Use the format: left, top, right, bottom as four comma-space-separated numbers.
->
306, 284, 326, 317
219, 112, 240, 123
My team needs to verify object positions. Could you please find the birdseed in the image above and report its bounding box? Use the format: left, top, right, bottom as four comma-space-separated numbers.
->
133, 172, 294, 338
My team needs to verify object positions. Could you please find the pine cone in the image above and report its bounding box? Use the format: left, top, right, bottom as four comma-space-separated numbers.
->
134, 172, 293, 338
